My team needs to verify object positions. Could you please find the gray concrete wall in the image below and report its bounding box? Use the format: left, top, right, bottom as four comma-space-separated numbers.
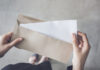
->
0, 0, 100, 70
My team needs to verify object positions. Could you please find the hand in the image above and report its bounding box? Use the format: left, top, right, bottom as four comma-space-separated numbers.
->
72, 31, 91, 70
0, 32, 23, 57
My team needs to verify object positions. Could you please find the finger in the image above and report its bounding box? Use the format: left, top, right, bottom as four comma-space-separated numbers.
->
78, 31, 88, 43
78, 31, 90, 50
2, 32, 13, 44
72, 33, 78, 48
8, 38, 23, 48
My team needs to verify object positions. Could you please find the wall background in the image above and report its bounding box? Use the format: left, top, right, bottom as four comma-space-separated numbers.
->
0, 0, 100, 70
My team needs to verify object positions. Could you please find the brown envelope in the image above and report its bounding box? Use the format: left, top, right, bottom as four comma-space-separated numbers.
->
12, 15, 73, 64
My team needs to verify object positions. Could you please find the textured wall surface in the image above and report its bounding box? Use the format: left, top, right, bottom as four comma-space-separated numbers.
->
0, 0, 100, 70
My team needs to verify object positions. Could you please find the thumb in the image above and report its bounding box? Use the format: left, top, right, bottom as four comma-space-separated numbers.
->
8, 38, 23, 48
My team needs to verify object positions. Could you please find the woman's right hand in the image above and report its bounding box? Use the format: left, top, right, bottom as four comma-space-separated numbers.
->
0, 32, 23, 57
72, 31, 91, 70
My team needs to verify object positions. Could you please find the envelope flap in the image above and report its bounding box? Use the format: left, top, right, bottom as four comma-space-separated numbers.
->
17, 14, 44, 24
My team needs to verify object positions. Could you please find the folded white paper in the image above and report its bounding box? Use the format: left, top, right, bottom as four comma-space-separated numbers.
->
21, 20, 77, 43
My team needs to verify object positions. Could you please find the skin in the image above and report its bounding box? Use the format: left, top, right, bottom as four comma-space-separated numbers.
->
72, 31, 91, 70
0, 32, 23, 57
28, 56, 49, 65
0, 31, 90, 70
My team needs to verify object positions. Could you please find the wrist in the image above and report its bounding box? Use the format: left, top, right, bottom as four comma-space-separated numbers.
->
73, 63, 84, 70
72, 60, 85, 70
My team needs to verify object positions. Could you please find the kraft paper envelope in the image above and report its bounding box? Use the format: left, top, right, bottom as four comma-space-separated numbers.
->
12, 15, 76, 64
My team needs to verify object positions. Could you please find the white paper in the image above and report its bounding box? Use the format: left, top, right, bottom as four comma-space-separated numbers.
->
20, 20, 77, 43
